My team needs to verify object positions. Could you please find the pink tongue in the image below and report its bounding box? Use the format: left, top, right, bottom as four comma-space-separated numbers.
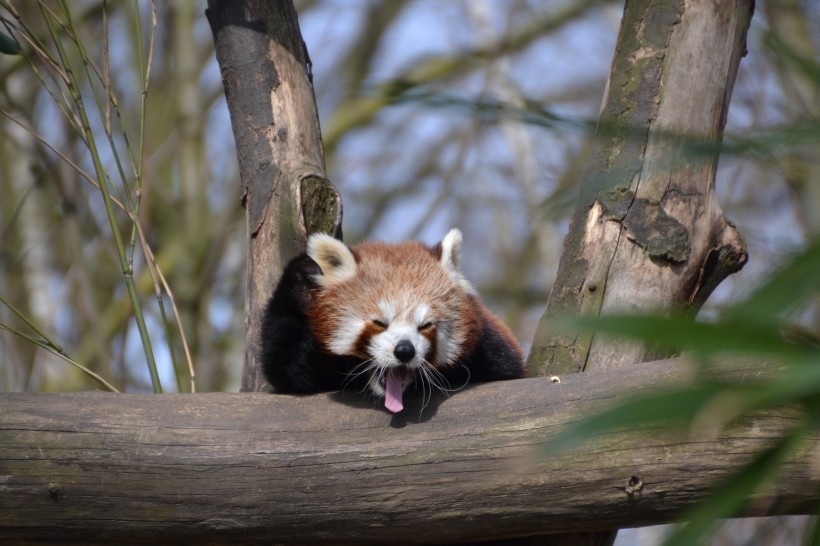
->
384, 370, 404, 413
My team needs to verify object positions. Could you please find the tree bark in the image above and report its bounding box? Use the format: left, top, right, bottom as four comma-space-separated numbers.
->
528, 0, 753, 376
1, 357, 816, 545
206, 0, 342, 393
525, 2, 754, 544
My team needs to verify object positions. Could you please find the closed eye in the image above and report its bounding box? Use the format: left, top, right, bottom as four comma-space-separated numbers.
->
418, 322, 434, 331
372, 319, 388, 329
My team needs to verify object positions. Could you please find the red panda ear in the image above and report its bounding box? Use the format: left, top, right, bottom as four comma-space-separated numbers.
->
440, 228, 475, 293
307, 233, 357, 287
440, 228, 462, 274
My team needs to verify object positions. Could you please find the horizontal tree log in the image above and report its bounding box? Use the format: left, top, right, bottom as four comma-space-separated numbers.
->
0, 357, 817, 545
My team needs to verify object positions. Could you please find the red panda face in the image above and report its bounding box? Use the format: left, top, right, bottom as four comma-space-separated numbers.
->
306, 230, 480, 412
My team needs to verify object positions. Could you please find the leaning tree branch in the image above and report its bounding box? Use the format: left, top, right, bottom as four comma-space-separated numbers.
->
1, 356, 817, 545
206, 0, 342, 393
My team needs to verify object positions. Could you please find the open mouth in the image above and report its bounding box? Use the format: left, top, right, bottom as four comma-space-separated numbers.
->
379, 368, 409, 414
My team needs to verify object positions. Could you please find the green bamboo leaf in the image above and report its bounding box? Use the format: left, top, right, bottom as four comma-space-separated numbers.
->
571, 314, 806, 360
552, 377, 817, 452
550, 384, 724, 452
756, 356, 820, 405
551, 352, 819, 449
726, 238, 820, 325
0, 30, 22, 55
663, 415, 816, 546
764, 32, 820, 85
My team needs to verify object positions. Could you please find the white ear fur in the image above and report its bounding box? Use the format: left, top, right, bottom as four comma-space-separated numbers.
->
440, 228, 462, 274
440, 228, 475, 293
307, 233, 357, 287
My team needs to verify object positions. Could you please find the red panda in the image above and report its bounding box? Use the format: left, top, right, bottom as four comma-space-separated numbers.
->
259, 229, 524, 413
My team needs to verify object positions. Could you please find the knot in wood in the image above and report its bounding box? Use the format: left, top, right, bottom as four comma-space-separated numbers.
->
48, 483, 61, 502
625, 476, 643, 495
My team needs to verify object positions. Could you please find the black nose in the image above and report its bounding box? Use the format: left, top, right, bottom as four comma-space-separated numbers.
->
394, 340, 416, 363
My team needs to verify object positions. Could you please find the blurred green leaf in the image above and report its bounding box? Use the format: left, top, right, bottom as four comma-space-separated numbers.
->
571, 314, 809, 360
557, 237, 820, 544
0, 29, 22, 55
567, 239, 820, 363
664, 415, 816, 546
552, 384, 724, 451
764, 31, 820, 85
726, 238, 820, 326
558, 239, 820, 443
554, 367, 820, 453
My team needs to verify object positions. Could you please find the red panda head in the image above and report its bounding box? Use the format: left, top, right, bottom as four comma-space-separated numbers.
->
306, 229, 480, 412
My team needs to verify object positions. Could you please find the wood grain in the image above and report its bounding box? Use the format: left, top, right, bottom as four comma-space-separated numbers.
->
1, 357, 817, 544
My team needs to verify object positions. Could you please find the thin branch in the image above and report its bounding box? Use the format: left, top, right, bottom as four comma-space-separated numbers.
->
42, 1, 162, 392
323, 0, 602, 149
133, 220, 197, 393
0, 109, 128, 213
0, 320, 119, 393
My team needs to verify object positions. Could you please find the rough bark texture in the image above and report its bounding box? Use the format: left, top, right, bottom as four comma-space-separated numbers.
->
1, 357, 816, 545
525, 3, 754, 543
528, 0, 753, 376
206, 0, 342, 393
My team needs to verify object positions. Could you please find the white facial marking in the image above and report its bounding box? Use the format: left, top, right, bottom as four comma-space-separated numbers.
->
365, 317, 432, 396
413, 304, 430, 326
376, 300, 397, 324
328, 317, 366, 355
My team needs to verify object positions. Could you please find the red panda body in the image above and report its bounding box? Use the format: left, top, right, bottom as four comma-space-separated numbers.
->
260, 229, 524, 413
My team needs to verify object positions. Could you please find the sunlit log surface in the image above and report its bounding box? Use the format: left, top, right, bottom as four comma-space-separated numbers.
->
1, 356, 817, 545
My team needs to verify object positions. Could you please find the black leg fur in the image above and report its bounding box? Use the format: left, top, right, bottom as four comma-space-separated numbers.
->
461, 323, 525, 383
259, 254, 350, 393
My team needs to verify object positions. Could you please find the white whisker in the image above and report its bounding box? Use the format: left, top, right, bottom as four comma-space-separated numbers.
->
410, 360, 470, 416
426, 360, 468, 394
342, 358, 379, 391
416, 366, 432, 413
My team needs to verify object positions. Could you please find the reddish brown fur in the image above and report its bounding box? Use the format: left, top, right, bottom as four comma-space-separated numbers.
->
260, 230, 525, 398
307, 240, 485, 369
353, 322, 384, 359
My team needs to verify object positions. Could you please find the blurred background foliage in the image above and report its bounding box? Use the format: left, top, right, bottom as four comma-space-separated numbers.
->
0, 1, 818, 543
561, 235, 820, 545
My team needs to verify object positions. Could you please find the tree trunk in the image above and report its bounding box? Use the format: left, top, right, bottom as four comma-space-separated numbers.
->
528, 0, 752, 376
206, 0, 342, 393
1, 357, 816, 545
525, 1, 753, 544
